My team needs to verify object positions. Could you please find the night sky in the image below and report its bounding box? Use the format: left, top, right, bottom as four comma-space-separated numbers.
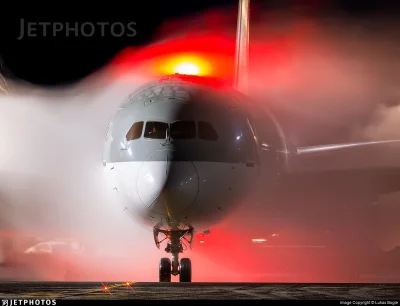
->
0, 0, 399, 86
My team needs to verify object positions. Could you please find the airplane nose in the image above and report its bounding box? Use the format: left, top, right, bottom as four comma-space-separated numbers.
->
136, 150, 199, 216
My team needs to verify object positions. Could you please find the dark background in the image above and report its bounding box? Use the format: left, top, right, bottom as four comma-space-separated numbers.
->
0, 0, 399, 86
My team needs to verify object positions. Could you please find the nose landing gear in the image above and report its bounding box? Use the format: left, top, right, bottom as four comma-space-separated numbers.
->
154, 224, 194, 282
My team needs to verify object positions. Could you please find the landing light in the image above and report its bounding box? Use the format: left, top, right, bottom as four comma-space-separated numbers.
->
200, 240, 205, 244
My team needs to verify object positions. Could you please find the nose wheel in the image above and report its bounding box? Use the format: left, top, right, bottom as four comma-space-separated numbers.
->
158, 257, 192, 282
154, 223, 194, 282
159, 258, 172, 282
179, 258, 192, 282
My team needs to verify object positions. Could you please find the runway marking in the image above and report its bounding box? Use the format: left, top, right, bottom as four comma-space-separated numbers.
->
79, 282, 136, 296
348, 287, 377, 299
348, 286, 400, 300
4, 283, 400, 300
267, 288, 307, 300
24, 282, 136, 299
25, 293, 63, 297
299, 286, 356, 300
222, 287, 268, 299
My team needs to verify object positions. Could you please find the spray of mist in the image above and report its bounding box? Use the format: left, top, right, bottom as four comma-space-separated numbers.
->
0, 73, 165, 280
143, 5, 400, 279
1, 4, 400, 281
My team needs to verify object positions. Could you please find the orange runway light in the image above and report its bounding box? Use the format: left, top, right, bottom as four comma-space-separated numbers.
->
101, 282, 110, 292
125, 282, 132, 288
125, 282, 134, 291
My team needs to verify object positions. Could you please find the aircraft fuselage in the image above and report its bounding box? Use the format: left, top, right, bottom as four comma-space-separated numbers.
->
103, 76, 260, 233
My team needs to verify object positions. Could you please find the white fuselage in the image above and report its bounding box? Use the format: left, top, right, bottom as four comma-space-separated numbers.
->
102, 76, 262, 234
105, 161, 257, 232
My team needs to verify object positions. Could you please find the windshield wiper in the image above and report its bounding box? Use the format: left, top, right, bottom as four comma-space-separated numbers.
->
161, 127, 174, 146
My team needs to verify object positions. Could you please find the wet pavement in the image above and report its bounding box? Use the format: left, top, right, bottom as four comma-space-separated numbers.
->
0, 282, 399, 300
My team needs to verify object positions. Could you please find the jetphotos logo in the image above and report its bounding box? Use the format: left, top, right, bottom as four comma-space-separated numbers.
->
2, 300, 56, 306
17, 19, 137, 40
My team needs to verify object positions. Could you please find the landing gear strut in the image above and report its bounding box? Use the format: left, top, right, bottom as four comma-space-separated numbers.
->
154, 223, 194, 282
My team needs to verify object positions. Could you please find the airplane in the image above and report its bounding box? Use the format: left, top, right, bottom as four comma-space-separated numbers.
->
103, 0, 400, 282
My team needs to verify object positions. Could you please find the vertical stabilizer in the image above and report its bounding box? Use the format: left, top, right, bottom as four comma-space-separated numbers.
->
234, 0, 250, 94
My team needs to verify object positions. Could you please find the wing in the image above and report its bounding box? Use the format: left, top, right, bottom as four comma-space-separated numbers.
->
286, 139, 400, 195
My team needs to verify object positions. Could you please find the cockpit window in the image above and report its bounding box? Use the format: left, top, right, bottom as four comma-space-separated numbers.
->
144, 121, 168, 139
126, 121, 144, 141
198, 122, 218, 141
170, 121, 196, 139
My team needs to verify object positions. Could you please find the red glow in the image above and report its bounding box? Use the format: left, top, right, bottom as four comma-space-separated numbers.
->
109, 35, 235, 83
157, 55, 211, 76
3, 6, 386, 284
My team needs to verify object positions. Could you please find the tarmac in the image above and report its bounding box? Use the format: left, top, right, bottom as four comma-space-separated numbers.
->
0, 282, 400, 300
